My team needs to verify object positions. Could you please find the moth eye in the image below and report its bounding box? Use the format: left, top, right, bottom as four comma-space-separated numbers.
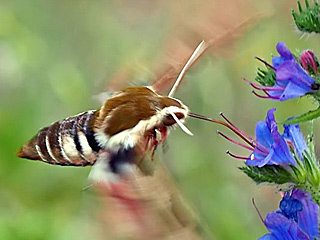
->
174, 112, 184, 119
163, 112, 185, 126
163, 114, 175, 126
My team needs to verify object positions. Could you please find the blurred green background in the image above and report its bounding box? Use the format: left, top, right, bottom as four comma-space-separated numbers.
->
1, 0, 320, 239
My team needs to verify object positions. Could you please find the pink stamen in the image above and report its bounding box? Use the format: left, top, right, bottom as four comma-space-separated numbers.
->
286, 140, 295, 150
252, 90, 281, 100
188, 113, 254, 146
252, 90, 270, 99
219, 113, 270, 154
218, 130, 269, 156
243, 78, 284, 91
226, 150, 248, 160
263, 90, 281, 100
220, 112, 255, 145
255, 56, 276, 70
189, 112, 270, 155
217, 131, 255, 151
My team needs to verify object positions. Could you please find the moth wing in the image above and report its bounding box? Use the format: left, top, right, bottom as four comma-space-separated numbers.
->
89, 152, 202, 239
151, 14, 261, 94
92, 91, 114, 105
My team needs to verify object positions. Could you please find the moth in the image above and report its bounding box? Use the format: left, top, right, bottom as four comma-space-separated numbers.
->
17, 41, 209, 184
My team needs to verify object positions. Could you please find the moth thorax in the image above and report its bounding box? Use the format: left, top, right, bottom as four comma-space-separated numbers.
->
92, 87, 190, 151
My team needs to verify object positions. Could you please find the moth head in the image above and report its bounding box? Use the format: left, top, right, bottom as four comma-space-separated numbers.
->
159, 97, 188, 126
158, 96, 192, 135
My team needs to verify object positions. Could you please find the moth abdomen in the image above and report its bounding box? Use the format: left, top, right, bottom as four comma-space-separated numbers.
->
17, 111, 99, 166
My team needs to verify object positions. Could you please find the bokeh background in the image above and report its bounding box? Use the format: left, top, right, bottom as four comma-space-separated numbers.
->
1, 0, 320, 239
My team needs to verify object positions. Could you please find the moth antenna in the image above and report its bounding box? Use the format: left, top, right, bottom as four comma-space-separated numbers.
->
168, 40, 208, 97
169, 110, 193, 136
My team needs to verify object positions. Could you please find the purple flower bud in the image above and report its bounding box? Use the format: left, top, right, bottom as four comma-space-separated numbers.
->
301, 50, 319, 75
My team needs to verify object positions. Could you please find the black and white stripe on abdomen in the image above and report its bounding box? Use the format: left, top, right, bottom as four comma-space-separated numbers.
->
34, 111, 101, 166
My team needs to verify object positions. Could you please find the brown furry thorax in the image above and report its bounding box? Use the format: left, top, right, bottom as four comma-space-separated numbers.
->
94, 86, 188, 137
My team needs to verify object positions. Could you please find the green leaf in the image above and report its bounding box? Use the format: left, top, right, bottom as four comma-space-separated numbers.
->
292, 0, 320, 34
283, 106, 320, 124
240, 165, 297, 185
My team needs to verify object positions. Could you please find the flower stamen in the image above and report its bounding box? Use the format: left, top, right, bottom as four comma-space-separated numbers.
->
217, 130, 255, 151
219, 112, 256, 146
252, 90, 281, 100
243, 78, 285, 91
252, 90, 269, 99
188, 112, 253, 146
255, 56, 276, 70
262, 90, 281, 100
226, 150, 248, 160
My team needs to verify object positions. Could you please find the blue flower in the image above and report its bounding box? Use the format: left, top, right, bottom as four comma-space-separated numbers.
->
258, 189, 319, 240
216, 109, 296, 167
247, 42, 318, 101
246, 109, 296, 167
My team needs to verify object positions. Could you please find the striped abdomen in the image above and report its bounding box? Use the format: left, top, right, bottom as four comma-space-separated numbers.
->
17, 111, 101, 166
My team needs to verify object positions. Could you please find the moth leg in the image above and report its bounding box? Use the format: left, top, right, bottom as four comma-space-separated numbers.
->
151, 144, 158, 162
137, 130, 154, 166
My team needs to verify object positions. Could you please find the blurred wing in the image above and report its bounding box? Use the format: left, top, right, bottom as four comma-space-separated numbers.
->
91, 155, 204, 240
98, 1, 263, 95
92, 91, 113, 105
152, 12, 262, 94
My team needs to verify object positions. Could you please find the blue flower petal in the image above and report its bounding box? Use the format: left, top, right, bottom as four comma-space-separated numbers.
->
263, 212, 310, 240
283, 124, 308, 159
265, 108, 277, 130
276, 42, 294, 61
270, 131, 296, 166
257, 234, 274, 240
279, 81, 312, 101
255, 121, 273, 148
272, 42, 294, 68
292, 189, 319, 239
272, 56, 285, 69
277, 61, 314, 86
258, 149, 274, 167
